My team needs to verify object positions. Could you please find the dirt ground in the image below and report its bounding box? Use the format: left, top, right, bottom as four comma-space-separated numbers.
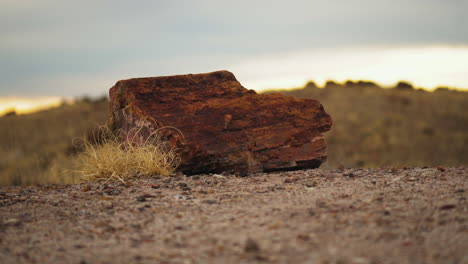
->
1, 167, 467, 264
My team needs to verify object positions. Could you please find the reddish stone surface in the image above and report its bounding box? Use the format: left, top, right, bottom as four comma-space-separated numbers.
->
108, 71, 332, 174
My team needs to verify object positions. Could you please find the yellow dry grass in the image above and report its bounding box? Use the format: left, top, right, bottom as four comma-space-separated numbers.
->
78, 126, 180, 183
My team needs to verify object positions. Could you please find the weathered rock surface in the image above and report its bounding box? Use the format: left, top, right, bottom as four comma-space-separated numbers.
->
108, 70, 332, 174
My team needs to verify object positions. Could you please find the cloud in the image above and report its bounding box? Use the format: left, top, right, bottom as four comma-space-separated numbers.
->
2, 45, 467, 98
231, 45, 468, 90
0, 0, 467, 96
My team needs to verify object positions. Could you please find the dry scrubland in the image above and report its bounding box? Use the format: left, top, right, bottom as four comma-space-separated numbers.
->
266, 83, 468, 169
1, 83, 467, 185
0, 97, 109, 186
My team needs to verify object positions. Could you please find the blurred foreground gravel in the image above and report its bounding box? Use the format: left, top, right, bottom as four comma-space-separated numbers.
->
1, 167, 467, 264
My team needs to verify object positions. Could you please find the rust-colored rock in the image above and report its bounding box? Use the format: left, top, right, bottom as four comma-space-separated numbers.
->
108, 71, 332, 175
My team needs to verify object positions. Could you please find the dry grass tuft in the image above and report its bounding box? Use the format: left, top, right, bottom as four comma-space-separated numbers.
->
78, 126, 180, 183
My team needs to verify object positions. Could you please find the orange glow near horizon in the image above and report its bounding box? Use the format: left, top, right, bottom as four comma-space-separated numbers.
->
0, 97, 66, 116
234, 45, 468, 92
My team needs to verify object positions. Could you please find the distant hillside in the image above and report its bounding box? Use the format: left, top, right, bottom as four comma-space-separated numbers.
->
0, 97, 108, 185
265, 81, 468, 168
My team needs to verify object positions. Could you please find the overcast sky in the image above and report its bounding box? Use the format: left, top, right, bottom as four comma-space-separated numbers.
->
1, 0, 467, 97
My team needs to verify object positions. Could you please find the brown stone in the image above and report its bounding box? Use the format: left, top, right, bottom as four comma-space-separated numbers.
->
108, 70, 332, 175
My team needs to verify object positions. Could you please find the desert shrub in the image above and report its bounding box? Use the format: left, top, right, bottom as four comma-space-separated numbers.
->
394, 81, 414, 90
78, 126, 180, 183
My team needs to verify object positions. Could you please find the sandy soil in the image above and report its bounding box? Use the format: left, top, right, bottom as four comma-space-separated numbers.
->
1, 167, 467, 264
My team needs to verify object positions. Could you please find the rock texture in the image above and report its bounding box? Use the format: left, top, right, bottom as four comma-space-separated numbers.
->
108, 70, 332, 174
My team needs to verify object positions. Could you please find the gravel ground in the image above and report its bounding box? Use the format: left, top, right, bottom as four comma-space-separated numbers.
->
1, 167, 467, 264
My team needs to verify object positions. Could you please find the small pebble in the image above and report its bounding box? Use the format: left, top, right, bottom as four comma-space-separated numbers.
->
101, 201, 113, 209
244, 238, 260, 253
439, 204, 456, 210
203, 199, 217, 205
284, 177, 299, 183
109, 189, 121, 196
239, 172, 249, 177
136, 196, 147, 202
137, 204, 151, 211
297, 234, 310, 241
3, 218, 20, 226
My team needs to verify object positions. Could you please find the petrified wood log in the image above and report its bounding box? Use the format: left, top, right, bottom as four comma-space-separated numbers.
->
108, 70, 332, 175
